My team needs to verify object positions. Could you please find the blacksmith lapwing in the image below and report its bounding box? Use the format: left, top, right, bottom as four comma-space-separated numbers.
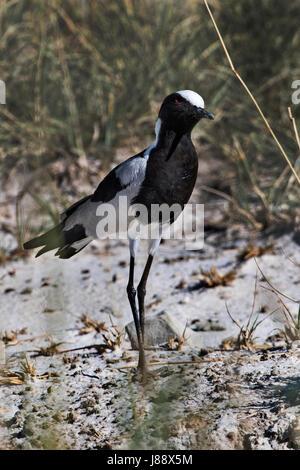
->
24, 90, 214, 378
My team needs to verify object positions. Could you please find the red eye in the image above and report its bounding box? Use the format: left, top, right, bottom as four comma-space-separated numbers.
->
173, 94, 184, 104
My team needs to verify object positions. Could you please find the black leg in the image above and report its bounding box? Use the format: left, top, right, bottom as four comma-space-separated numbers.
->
137, 254, 154, 343
127, 256, 146, 374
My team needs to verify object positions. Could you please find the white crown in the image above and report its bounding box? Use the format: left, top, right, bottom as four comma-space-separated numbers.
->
177, 90, 205, 109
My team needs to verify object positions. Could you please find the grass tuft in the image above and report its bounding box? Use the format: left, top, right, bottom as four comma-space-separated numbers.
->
1, 0, 300, 235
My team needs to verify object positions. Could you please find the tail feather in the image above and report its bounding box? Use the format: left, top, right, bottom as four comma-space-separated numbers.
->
24, 222, 91, 259
23, 224, 64, 251
23, 195, 93, 259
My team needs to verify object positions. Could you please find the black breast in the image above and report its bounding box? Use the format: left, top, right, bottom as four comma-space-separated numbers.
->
133, 134, 198, 224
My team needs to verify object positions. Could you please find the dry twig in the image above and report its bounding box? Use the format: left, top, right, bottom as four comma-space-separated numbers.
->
288, 107, 300, 153
79, 314, 108, 335
200, 266, 236, 287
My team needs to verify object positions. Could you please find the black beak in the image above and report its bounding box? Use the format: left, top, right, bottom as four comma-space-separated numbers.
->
197, 107, 214, 120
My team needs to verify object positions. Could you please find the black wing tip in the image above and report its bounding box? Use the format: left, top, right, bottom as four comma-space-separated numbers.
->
55, 246, 77, 259
35, 250, 44, 258
23, 240, 36, 250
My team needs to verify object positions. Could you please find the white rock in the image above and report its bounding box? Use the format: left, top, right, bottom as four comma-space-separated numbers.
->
125, 311, 203, 349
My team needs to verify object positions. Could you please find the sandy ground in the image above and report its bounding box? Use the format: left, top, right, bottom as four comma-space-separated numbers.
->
0, 230, 300, 450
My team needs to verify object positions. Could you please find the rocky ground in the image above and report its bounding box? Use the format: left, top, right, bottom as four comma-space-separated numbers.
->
0, 225, 300, 450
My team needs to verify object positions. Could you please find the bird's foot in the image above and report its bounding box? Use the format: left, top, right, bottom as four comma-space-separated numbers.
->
132, 360, 156, 384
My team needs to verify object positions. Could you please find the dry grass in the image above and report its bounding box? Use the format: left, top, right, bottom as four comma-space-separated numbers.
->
199, 266, 236, 288
20, 353, 36, 377
32, 337, 67, 357
0, 327, 28, 346
254, 257, 300, 343
0, 369, 24, 386
237, 243, 275, 262
168, 324, 187, 351
27, 318, 123, 357
278, 298, 300, 343
79, 314, 108, 335
0, 354, 48, 385
1, 330, 18, 345
1, 0, 300, 239
224, 274, 276, 351
102, 317, 123, 351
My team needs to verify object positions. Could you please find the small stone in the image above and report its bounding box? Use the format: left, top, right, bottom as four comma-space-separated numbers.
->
125, 311, 203, 349
82, 398, 96, 409
4, 288, 15, 294
67, 411, 77, 424
179, 296, 190, 304
291, 340, 300, 350
52, 411, 63, 423
20, 287, 32, 295
22, 416, 36, 437
271, 366, 278, 376
191, 318, 226, 332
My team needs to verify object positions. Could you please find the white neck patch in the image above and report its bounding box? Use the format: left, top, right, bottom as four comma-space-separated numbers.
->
177, 90, 205, 109
144, 118, 162, 158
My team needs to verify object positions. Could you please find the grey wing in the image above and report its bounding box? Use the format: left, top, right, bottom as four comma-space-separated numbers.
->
24, 151, 149, 258
91, 151, 147, 203
63, 151, 148, 238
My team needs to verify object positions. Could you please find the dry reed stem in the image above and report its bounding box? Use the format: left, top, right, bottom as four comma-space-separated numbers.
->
245, 272, 258, 335
203, 0, 300, 186
288, 107, 300, 153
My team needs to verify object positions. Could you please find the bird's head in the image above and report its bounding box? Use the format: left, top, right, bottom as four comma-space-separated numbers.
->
158, 90, 214, 134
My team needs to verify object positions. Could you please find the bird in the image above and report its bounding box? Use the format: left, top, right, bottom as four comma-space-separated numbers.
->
23, 90, 214, 378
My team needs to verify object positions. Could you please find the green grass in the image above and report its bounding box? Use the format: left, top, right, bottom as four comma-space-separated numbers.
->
0, 0, 299, 234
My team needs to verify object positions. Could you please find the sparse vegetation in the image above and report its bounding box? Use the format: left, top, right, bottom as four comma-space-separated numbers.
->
0, 0, 300, 241
255, 257, 300, 344
1, 0, 300, 451
199, 266, 236, 288
237, 243, 275, 263
280, 301, 300, 344
224, 274, 277, 351
0, 353, 48, 385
